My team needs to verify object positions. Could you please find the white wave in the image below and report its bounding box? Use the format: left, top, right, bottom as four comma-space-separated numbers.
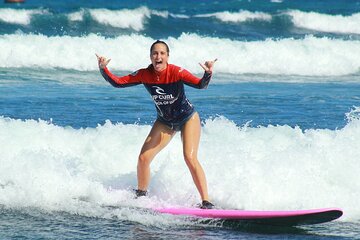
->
2, 33, 360, 76
195, 10, 272, 23
346, 106, 360, 122
87, 6, 167, 31
0, 8, 46, 25
88, 7, 151, 31
0, 33, 155, 71
0, 114, 359, 220
66, 7, 181, 28
0, 6, 169, 30
169, 13, 190, 19
67, 9, 84, 22
287, 10, 360, 34
151, 9, 169, 18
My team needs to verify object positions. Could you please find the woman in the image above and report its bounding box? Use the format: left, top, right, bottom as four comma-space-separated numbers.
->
96, 40, 216, 209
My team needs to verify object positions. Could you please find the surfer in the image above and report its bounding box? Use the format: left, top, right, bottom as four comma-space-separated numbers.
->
96, 40, 216, 209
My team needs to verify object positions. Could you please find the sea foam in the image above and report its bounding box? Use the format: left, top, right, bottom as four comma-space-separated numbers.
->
88, 7, 151, 31
3, 7, 360, 37
195, 10, 272, 23
1, 33, 360, 76
67, 6, 169, 31
0, 112, 359, 221
288, 10, 360, 35
0, 8, 46, 25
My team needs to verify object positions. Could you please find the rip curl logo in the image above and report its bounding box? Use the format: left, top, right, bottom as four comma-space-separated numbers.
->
151, 86, 177, 105
152, 86, 166, 95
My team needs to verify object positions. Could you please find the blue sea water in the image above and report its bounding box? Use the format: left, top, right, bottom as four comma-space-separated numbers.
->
1, 0, 360, 239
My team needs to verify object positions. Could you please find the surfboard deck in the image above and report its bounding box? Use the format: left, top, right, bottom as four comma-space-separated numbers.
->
154, 207, 343, 226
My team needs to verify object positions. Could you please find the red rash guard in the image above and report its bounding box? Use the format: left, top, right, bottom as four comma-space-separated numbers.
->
100, 64, 212, 128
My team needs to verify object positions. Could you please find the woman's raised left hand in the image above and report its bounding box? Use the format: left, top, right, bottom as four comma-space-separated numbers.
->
199, 58, 217, 74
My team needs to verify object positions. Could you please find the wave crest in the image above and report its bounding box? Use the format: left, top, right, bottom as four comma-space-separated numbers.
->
0, 115, 359, 219
0, 8, 46, 25
2, 33, 360, 76
288, 10, 360, 34
195, 10, 272, 23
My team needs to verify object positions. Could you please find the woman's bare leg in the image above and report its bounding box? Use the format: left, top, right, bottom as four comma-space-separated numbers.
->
137, 120, 175, 191
181, 112, 210, 201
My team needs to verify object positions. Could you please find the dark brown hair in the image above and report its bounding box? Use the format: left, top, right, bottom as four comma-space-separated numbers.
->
150, 40, 170, 55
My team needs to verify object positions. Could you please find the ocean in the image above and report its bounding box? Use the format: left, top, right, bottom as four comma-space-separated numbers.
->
1, 0, 360, 239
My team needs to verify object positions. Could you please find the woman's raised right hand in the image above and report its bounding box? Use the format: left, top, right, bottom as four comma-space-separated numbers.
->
95, 53, 111, 69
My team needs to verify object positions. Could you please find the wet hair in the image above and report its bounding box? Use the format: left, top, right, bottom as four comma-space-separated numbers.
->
150, 40, 170, 55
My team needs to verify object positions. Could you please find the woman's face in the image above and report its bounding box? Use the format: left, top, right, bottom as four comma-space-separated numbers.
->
150, 43, 169, 72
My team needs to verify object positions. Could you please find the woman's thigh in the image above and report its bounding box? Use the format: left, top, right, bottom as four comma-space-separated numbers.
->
181, 112, 201, 159
140, 120, 175, 160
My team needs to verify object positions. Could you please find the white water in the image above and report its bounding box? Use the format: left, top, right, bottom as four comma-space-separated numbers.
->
0, 8, 46, 25
87, 7, 152, 31
2, 7, 360, 36
195, 10, 272, 23
288, 10, 360, 35
0, 110, 359, 222
1, 33, 360, 76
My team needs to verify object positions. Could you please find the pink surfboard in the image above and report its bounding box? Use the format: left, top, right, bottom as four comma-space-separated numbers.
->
154, 207, 343, 226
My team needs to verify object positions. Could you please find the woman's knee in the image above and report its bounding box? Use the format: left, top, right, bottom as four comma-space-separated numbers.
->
183, 152, 198, 169
138, 152, 152, 167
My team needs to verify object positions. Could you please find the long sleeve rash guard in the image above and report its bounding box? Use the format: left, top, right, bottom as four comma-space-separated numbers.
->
100, 64, 212, 124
